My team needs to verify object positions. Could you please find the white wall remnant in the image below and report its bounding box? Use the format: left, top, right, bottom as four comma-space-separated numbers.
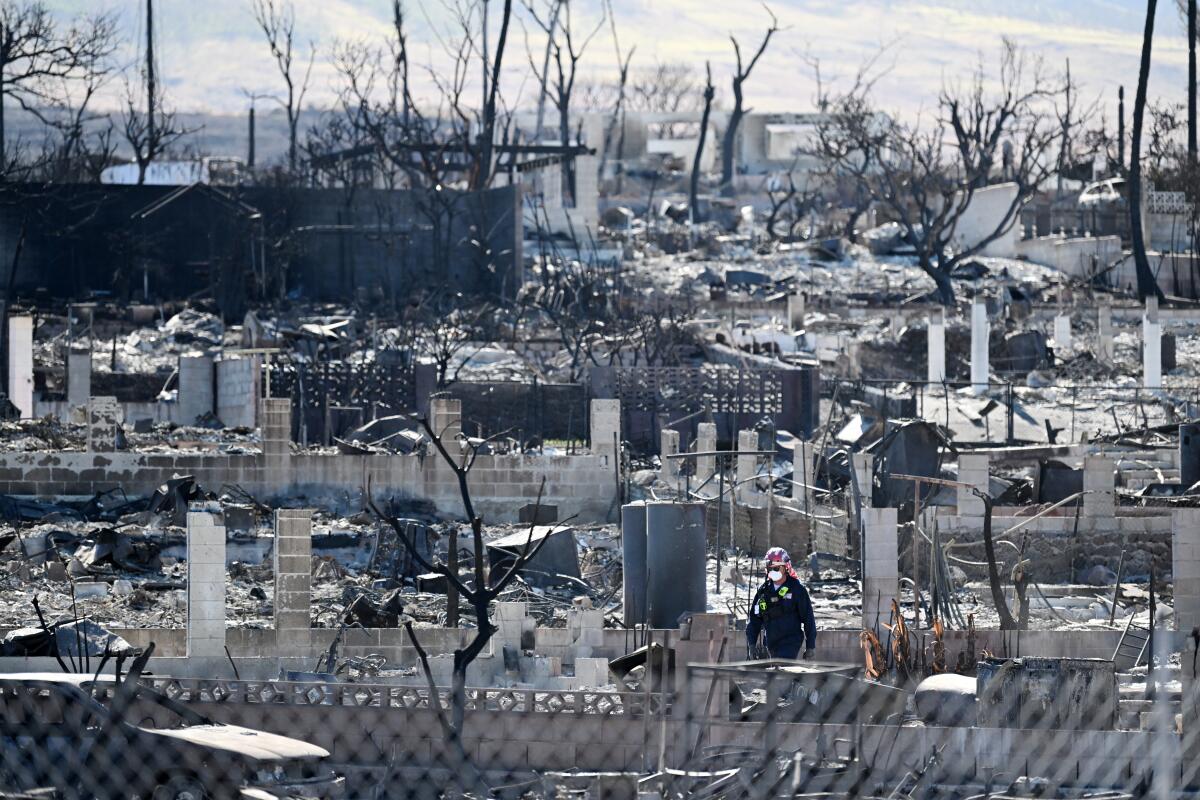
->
970, 299, 989, 394
7, 316, 32, 418
927, 308, 946, 384
951, 182, 1020, 258
1143, 297, 1162, 390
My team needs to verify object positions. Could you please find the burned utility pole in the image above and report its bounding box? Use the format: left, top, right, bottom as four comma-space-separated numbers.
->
1191, 0, 1197, 163
146, 0, 155, 155
1058, 58, 1071, 192
248, 103, 255, 169
1119, 85, 1126, 173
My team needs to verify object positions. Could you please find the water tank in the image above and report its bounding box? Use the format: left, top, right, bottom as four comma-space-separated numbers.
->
621, 502, 648, 626
1182, 423, 1200, 489
645, 501, 707, 628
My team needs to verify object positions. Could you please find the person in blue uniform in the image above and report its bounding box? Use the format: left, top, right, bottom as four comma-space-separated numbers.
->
746, 546, 817, 660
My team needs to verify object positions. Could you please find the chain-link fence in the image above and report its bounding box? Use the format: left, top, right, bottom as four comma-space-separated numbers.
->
0, 603, 1194, 799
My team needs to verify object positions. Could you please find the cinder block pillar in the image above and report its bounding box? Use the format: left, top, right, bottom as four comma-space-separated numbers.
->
590, 399, 620, 463
430, 396, 462, 443
862, 508, 899, 637
1144, 297, 1162, 390
86, 396, 120, 452
786, 293, 805, 330
843, 341, 863, 379
7, 315, 32, 418
573, 155, 600, 227
927, 308, 945, 384
851, 452, 874, 509
274, 508, 312, 651
1083, 455, 1116, 518
794, 441, 816, 509
178, 355, 214, 424
695, 422, 717, 487
1054, 313, 1072, 350
1097, 301, 1114, 366
261, 397, 293, 460
568, 607, 606, 659
1176, 509, 1200, 767
970, 299, 989, 394
736, 429, 759, 506
957, 453, 990, 518
66, 350, 91, 408
413, 360, 438, 420
660, 429, 679, 486
186, 506, 226, 658
216, 356, 259, 429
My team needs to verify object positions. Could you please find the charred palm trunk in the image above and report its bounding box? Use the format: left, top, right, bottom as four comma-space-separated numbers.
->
1129, 0, 1164, 301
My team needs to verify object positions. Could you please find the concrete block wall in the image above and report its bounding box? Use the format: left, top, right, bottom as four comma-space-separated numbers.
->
261, 397, 292, 461
704, 498, 812, 557
216, 356, 259, 429
186, 507, 226, 658
589, 399, 619, 463
274, 509, 312, 652
66, 351, 90, 407
44, 613, 1130, 667
86, 396, 120, 453
0, 445, 617, 523
178, 355, 215, 425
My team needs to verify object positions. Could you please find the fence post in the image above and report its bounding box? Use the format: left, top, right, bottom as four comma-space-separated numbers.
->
1006, 382, 1015, 444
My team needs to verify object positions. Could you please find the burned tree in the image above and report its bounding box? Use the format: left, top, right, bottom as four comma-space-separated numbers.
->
810, 64, 887, 242
523, 0, 605, 201
401, 290, 498, 388
326, 0, 517, 282
596, 0, 633, 190
26, 17, 119, 183
819, 41, 1070, 304
719, 4, 779, 195
250, 0, 315, 175
690, 62, 714, 223
764, 164, 818, 240
1130, 0, 1166, 301
0, 3, 116, 173
367, 428, 569, 787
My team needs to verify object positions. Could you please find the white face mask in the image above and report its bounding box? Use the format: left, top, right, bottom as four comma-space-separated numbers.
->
768, 570, 783, 582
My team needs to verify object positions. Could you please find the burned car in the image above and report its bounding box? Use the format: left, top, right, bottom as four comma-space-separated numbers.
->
0, 673, 343, 799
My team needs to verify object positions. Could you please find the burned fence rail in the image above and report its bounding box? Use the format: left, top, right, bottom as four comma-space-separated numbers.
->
612, 365, 819, 452
267, 360, 418, 445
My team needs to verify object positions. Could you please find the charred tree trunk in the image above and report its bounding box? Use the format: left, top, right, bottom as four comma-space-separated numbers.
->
720, 104, 743, 197
719, 10, 778, 196
1129, 0, 1164, 301
690, 63, 714, 225
979, 493, 1019, 630
1190, 0, 1197, 163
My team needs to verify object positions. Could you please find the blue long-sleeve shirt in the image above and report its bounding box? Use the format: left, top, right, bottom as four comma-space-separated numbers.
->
746, 575, 817, 656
